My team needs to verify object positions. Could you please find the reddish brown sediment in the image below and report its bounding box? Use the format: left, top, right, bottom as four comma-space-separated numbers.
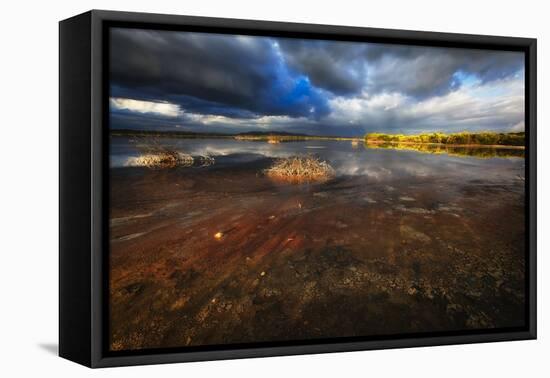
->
109, 162, 525, 351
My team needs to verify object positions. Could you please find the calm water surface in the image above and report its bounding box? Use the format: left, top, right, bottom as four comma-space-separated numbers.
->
110, 136, 525, 185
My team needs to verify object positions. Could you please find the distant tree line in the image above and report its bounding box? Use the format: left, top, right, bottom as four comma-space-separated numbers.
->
365, 131, 525, 146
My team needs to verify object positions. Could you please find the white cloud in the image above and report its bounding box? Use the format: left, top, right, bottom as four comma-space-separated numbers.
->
327, 74, 524, 133
511, 121, 525, 132
110, 97, 181, 117
181, 111, 314, 130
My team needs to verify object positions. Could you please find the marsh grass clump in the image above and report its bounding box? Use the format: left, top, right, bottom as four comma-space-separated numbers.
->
264, 155, 334, 183
130, 152, 194, 168
129, 139, 195, 169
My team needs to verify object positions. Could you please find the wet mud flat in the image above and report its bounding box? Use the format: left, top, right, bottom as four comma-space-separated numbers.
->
109, 157, 526, 351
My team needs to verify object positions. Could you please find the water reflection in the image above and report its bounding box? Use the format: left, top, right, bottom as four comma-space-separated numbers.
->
365, 142, 525, 158
110, 136, 525, 185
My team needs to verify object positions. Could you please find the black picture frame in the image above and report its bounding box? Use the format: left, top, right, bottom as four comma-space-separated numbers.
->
59, 9, 537, 368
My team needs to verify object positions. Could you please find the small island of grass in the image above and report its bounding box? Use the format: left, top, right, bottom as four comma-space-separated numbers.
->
264, 156, 335, 183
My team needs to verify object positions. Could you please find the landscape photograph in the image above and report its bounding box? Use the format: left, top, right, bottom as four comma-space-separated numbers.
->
108, 27, 526, 351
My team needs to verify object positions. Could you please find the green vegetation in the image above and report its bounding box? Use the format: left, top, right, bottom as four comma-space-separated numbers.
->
112, 129, 524, 148
365, 131, 525, 146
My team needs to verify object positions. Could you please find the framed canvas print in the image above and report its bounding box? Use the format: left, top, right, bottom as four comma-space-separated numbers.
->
59, 10, 537, 368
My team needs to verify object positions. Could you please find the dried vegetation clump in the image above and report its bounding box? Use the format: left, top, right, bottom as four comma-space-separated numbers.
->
264, 156, 334, 183
127, 139, 214, 169
129, 152, 194, 169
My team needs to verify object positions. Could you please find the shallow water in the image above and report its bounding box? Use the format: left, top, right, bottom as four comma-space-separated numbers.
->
108, 136, 526, 351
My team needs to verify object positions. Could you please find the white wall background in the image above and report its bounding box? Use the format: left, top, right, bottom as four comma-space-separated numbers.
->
0, 0, 547, 376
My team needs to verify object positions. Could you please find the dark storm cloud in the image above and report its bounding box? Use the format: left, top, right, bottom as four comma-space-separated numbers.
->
111, 85, 258, 119
110, 107, 183, 131
278, 39, 368, 95
279, 41, 523, 98
365, 45, 524, 98
110, 28, 330, 119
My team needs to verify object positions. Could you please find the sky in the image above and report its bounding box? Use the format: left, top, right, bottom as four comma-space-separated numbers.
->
109, 28, 525, 137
